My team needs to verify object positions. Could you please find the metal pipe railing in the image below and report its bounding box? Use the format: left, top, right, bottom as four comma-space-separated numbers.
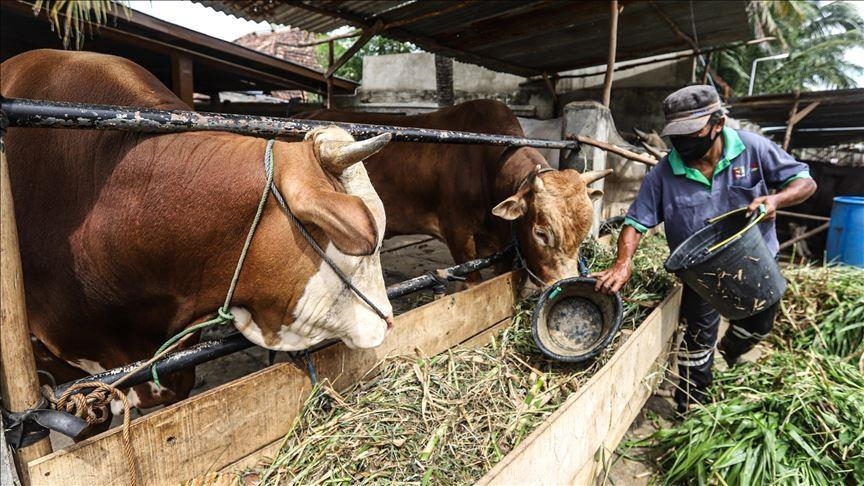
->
52, 250, 510, 396
1, 97, 580, 151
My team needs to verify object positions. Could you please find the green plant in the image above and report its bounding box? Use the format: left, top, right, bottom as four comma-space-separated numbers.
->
314, 33, 420, 81
713, 0, 863, 95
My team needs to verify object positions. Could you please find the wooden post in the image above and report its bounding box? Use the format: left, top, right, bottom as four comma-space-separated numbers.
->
783, 97, 821, 152
170, 53, 194, 109
434, 54, 455, 108
324, 21, 384, 79
782, 90, 800, 152
1, 115, 53, 485
601, 0, 619, 108
326, 40, 334, 109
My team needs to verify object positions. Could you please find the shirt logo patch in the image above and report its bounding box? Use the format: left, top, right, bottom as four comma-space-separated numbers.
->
732, 166, 746, 179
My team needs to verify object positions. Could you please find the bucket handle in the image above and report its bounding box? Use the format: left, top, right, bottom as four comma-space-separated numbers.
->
705, 204, 766, 254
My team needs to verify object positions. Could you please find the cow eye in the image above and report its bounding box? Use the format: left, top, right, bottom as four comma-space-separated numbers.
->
534, 228, 551, 246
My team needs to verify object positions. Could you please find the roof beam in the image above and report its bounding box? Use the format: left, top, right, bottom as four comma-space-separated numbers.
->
649, 0, 733, 99
288, 0, 542, 77
325, 21, 384, 78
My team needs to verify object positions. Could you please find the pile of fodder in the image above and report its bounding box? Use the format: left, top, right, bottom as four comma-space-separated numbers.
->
773, 265, 864, 364
249, 233, 676, 485
633, 264, 864, 485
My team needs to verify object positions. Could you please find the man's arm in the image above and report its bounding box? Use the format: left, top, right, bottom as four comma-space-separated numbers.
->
590, 225, 642, 295
747, 178, 818, 220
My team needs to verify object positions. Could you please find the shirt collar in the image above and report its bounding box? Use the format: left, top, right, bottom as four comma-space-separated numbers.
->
668, 127, 746, 187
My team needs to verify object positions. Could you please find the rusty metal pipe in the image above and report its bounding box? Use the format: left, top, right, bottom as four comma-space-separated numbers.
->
1, 97, 581, 151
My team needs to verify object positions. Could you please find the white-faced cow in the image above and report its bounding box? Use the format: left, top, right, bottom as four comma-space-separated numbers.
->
298, 101, 611, 286
1, 50, 394, 410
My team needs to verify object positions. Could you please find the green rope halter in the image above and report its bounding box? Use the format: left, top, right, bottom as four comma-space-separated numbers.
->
150, 139, 276, 387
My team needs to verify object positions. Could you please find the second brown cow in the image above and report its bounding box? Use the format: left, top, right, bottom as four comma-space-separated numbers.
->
299, 100, 611, 286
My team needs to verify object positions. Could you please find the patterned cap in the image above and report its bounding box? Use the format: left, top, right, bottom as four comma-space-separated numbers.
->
660, 85, 725, 137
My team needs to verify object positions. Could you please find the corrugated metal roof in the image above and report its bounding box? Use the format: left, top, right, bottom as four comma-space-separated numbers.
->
197, 0, 753, 77
729, 89, 864, 148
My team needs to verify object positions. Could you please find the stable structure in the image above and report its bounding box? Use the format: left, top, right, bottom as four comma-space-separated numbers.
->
1, 95, 675, 484
0, 0, 357, 110
199, 0, 751, 78
728, 88, 864, 150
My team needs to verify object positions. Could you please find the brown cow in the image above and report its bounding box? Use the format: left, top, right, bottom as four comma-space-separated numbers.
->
2, 50, 394, 411
299, 101, 610, 285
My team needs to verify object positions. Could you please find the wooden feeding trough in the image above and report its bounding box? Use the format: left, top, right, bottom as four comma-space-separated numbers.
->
2, 98, 679, 485
12, 271, 680, 485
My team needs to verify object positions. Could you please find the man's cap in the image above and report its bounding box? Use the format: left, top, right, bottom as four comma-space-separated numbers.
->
660, 85, 726, 137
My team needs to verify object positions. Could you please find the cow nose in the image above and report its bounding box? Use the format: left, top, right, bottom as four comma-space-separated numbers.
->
385, 315, 395, 330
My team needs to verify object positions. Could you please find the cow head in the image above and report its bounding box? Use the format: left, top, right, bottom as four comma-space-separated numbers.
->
492, 164, 611, 286
233, 126, 395, 351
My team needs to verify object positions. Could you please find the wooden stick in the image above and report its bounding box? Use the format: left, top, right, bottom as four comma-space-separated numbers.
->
1, 123, 53, 485
776, 210, 830, 222
325, 21, 383, 79
326, 40, 334, 109
783, 91, 800, 151
789, 100, 821, 126
568, 134, 658, 166
649, 0, 732, 99
778, 222, 830, 251
601, 0, 619, 108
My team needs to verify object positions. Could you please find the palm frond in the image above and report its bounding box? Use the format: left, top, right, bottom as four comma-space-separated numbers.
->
32, 0, 129, 50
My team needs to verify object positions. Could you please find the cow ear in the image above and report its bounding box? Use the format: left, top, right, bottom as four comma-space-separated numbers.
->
587, 188, 604, 202
293, 190, 380, 256
492, 194, 528, 220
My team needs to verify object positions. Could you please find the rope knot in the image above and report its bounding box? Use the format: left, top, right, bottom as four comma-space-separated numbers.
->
46, 382, 125, 426
217, 307, 235, 322
43, 382, 138, 485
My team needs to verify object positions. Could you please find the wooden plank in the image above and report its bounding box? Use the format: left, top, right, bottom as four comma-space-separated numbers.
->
28, 271, 520, 485
171, 53, 195, 109
477, 285, 682, 485
1, 129, 53, 485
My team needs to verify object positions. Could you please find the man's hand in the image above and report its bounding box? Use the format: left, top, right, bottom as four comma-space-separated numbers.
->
589, 259, 632, 295
747, 195, 778, 220
747, 178, 818, 221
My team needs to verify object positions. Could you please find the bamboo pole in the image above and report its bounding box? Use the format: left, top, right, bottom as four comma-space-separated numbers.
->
0, 116, 53, 485
778, 222, 830, 251
601, 0, 619, 108
326, 40, 334, 109
569, 134, 658, 166
776, 210, 830, 222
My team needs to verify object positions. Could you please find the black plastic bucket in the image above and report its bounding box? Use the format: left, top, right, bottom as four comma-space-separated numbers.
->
664, 206, 786, 320
531, 278, 623, 362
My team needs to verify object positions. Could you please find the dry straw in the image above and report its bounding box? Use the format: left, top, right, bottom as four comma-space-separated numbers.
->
242, 232, 674, 485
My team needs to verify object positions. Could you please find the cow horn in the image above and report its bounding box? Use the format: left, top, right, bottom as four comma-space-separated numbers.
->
530, 164, 545, 193
317, 133, 392, 173
633, 126, 651, 141
581, 169, 613, 184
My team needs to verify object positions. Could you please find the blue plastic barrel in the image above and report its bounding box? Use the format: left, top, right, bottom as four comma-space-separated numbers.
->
826, 196, 864, 268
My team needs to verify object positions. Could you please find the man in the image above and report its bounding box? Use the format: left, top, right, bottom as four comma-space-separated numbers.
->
591, 85, 817, 413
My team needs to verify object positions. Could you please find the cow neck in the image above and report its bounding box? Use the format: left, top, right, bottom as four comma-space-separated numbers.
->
491, 148, 554, 205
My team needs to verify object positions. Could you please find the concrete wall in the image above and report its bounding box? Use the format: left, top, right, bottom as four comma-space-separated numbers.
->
356, 52, 527, 106
562, 101, 649, 230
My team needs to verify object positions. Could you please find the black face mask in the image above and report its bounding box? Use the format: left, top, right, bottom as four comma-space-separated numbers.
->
670, 125, 720, 162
